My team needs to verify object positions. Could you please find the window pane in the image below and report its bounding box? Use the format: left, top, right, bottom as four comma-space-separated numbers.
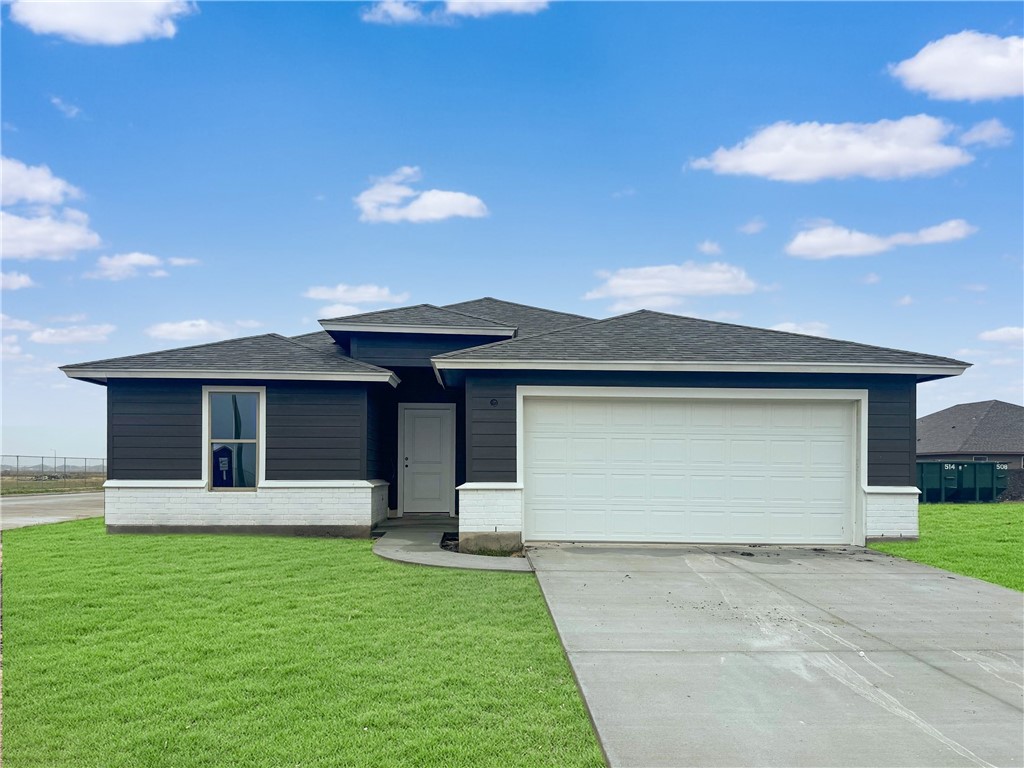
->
211, 443, 257, 488
210, 393, 258, 440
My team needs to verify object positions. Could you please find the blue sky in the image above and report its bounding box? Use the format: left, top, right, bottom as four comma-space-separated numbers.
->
2, 1, 1022, 457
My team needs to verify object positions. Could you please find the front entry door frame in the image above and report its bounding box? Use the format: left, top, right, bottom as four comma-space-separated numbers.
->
397, 403, 456, 517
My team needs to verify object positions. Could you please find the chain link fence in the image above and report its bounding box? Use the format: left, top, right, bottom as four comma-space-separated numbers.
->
1, 455, 107, 495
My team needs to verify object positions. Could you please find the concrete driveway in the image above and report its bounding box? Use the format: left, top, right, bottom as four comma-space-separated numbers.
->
529, 544, 1023, 768
1, 492, 104, 530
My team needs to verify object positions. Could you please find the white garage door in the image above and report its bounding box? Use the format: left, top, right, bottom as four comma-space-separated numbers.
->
523, 397, 855, 544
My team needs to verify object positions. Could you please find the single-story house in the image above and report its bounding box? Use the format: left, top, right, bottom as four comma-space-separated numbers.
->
61, 297, 969, 550
917, 400, 1024, 469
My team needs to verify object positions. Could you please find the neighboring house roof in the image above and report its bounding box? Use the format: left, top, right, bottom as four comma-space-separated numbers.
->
433, 310, 969, 379
442, 297, 594, 337
917, 400, 1024, 455
60, 333, 399, 385
319, 304, 516, 336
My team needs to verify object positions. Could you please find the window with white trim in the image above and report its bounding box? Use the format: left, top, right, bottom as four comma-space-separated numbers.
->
209, 391, 260, 489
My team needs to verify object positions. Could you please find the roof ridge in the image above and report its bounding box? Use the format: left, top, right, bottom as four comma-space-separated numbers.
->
446, 296, 594, 320
320, 303, 512, 328
434, 314, 614, 359
274, 333, 392, 373
431, 304, 518, 328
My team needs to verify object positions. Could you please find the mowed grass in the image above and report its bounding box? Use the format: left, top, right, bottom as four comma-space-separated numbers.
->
869, 502, 1024, 591
2, 519, 603, 768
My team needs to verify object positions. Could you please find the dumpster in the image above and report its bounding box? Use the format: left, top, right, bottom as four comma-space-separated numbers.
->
916, 461, 1010, 503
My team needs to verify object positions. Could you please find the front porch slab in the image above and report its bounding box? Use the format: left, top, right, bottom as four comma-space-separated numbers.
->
373, 515, 532, 572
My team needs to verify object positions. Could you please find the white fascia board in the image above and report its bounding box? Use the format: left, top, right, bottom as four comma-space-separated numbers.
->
319, 322, 515, 337
63, 368, 400, 387
432, 358, 968, 377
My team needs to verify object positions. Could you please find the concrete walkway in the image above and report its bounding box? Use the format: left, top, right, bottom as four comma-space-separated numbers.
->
529, 543, 1024, 768
373, 515, 532, 572
1, 492, 104, 530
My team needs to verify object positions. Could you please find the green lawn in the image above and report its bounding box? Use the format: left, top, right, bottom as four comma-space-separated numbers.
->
869, 502, 1024, 591
1, 519, 603, 768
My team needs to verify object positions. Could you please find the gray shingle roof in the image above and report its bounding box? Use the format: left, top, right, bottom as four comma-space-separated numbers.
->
917, 400, 1024, 454
61, 333, 393, 377
443, 297, 593, 337
319, 303, 513, 330
434, 310, 969, 368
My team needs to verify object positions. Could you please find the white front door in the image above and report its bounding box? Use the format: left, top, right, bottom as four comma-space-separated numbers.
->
399, 404, 455, 515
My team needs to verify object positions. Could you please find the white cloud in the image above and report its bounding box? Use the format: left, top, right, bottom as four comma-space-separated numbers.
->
960, 118, 1013, 147
355, 166, 488, 223
48, 313, 87, 323
29, 324, 115, 344
1, 314, 38, 331
361, 0, 547, 24
361, 1, 432, 24
85, 252, 162, 281
895, 295, 914, 307
319, 303, 366, 318
234, 319, 263, 329
0, 208, 101, 260
889, 31, 1024, 101
9, 0, 195, 45
786, 218, 976, 259
979, 326, 1024, 344
303, 283, 410, 304
1, 335, 27, 359
144, 319, 231, 341
50, 96, 82, 119
770, 321, 829, 337
612, 187, 637, 199
862, 272, 881, 285
963, 283, 988, 293
738, 217, 765, 235
585, 261, 759, 312
691, 115, 972, 182
1, 271, 35, 290
167, 257, 199, 266
991, 357, 1021, 366
696, 239, 722, 255
445, 1, 548, 18
1, 156, 82, 206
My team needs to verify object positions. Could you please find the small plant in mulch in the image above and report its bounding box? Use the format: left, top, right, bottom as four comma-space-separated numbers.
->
440, 532, 525, 558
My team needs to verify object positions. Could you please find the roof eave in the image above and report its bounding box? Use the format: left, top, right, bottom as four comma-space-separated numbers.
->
319, 321, 516, 337
61, 367, 401, 388
431, 358, 969, 379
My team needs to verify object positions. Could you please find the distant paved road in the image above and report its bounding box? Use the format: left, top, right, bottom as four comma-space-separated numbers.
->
1, 492, 104, 530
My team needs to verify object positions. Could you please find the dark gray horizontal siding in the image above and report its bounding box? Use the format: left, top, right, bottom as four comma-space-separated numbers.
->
108, 380, 203, 479
107, 379, 373, 482
264, 382, 367, 480
465, 372, 918, 486
348, 333, 507, 368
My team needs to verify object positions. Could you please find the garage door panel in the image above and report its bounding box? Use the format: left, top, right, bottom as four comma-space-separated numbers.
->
731, 439, 768, 465
570, 437, 606, 463
528, 435, 568, 463
650, 437, 685, 463
610, 474, 647, 499
524, 397, 855, 544
650, 474, 689, 501
691, 438, 727, 464
570, 473, 606, 498
691, 403, 727, 427
611, 437, 648, 463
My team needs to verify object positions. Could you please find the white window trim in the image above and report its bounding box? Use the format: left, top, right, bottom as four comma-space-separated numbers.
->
202, 385, 267, 490
515, 385, 869, 545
